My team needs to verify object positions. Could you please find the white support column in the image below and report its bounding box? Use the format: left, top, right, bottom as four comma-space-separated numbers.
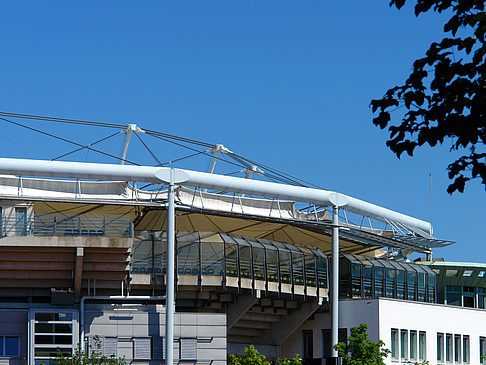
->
165, 168, 176, 365
331, 205, 340, 358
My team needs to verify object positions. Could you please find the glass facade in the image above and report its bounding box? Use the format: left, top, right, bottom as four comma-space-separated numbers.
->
132, 231, 328, 292
339, 254, 437, 303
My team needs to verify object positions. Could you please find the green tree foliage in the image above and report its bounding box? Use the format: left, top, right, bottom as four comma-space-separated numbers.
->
53, 336, 126, 365
371, 0, 485, 194
334, 323, 391, 365
228, 345, 302, 365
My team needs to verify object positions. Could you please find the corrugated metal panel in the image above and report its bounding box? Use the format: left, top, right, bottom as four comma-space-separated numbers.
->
152, 336, 163, 359
134, 337, 151, 360
180, 338, 197, 360
103, 337, 118, 357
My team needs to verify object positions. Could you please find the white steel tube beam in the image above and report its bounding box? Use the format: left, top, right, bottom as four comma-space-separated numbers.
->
0, 158, 432, 234
331, 206, 339, 358
120, 129, 133, 165
165, 169, 176, 365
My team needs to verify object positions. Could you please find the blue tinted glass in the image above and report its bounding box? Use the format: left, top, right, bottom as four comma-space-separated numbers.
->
5, 336, 19, 356
0, 336, 4, 356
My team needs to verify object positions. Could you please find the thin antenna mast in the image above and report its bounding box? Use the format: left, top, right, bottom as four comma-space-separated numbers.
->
429, 173, 433, 226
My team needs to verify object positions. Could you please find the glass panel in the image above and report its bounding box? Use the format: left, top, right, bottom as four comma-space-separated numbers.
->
35, 323, 72, 333
407, 271, 417, 301
15, 207, 27, 236
410, 331, 417, 360
391, 329, 399, 360
396, 270, 406, 300
225, 241, 238, 277
428, 274, 436, 302
264, 244, 279, 282
278, 247, 291, 284
292, 252, 304, 285
419, 332, 426, 361
177, 232, 200, 275
35, 335, 72, 345
437, 333, 444, 362
373, 267, 384, 297
480, 337, 485, 364
363, 264, 373, 297
316, 256, 327, 288
417, 272, 426, 302
446, 334, 452, 362
131, 233, 166, 275
385, 268, 395, 298
478, 288, 486, 309
304, 254, 316, 287
351, 263, 362, 297
200, 238, 224, 276
252, 245, 266, 281
238, 241, 252, 279
0, 337, 3, 356
401, 330, 408, 360
455, 335, 461, 363
35, 347, 72, 357
5, 336, 19, 356
463, 335, 469, 363
446, 286, 462, 306
35, 313, 73, 322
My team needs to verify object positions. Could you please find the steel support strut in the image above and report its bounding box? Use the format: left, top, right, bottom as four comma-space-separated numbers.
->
165, 168, 176, 365
331, 205, 339, 358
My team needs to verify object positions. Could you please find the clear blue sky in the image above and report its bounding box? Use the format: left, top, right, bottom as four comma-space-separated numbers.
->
0, 1, 484, 262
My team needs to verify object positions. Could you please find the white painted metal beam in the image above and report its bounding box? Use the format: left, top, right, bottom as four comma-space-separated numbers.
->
0, 158, 433, 234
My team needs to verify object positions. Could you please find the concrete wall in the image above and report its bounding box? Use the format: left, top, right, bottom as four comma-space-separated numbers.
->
84, 304, 227, 364
282, 298, 486, 365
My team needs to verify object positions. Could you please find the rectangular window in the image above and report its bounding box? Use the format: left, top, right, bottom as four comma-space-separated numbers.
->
303, 330, 313, 360
391, 329, 399, 360
463, 335, 469, 363
480, 337, 486, 364
401, 330, 408, 360
15, 207, 27, 236
419, 331, 426, 361
322, 329, 347, 359
454, 335, 461, 363
410, 330, 417, 361
446, 334, 453, 363
0, 336, 20, 357
438, 333, 444, 363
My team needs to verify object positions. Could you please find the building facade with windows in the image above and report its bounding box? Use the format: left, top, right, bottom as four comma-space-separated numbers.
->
0, 167, 485, 365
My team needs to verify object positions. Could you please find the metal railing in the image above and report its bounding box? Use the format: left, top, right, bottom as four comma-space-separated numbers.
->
0, 214, 132, 238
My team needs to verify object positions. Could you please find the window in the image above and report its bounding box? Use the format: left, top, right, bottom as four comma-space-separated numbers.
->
303, 330, 313, 360
463, 335, 469, 363
391, 329, 399, 360
33, 311, 75, 364
322, 329, 347, 358
419, 331, 426, 361
401, 330, 408, 360
15, 207, 27, 236
410, 330, 417, 361
446, 334, 453, 363
0, 336, 20, 357
454, 335, 461, 363
446, 286, 462, 306
480, 337, 486, 364
437, 333, 444, 363
0, 206, 3, 236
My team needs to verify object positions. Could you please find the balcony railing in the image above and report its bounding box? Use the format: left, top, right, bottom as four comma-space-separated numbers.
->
0, 214, 132, 238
